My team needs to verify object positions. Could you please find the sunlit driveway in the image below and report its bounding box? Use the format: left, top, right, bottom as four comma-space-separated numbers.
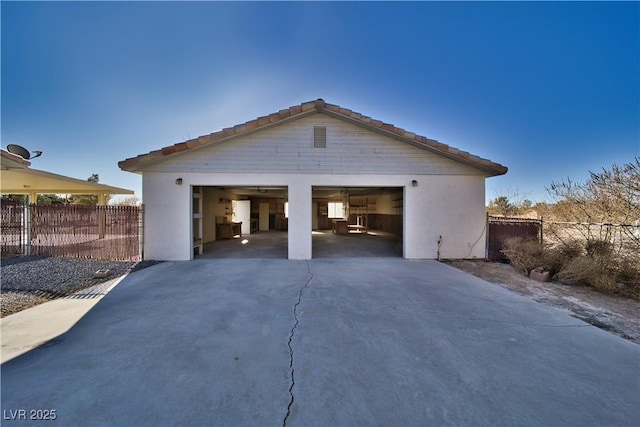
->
1, 259, 638, 426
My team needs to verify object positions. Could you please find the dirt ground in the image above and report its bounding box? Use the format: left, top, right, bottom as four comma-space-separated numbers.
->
445, 260, 640, 344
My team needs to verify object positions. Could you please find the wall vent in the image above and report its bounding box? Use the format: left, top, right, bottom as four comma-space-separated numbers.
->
314, 126, 326, 148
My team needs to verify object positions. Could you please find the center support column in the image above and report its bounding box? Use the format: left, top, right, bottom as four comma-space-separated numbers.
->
288, 182, 312, 260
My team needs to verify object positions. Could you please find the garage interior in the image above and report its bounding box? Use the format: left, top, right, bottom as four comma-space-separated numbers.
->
194, 186, 403, 259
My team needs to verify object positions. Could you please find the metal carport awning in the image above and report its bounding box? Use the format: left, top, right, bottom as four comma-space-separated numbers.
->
1, 167, 133, 205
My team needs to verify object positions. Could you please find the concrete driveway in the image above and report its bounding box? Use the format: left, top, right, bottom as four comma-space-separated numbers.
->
1, 259, 638, 426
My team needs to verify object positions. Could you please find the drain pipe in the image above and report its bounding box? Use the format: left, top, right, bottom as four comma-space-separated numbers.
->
437, 235, 442, 261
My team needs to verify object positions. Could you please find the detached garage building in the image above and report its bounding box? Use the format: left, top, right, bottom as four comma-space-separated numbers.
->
119, 99, 507, 261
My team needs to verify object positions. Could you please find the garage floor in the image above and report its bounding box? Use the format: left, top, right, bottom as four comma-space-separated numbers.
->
312, 230, 402, 258
200, 230, 402, 259
201, 231, 288, 259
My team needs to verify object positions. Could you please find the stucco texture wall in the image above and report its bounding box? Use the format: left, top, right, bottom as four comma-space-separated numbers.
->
140, 172, 487, 261
404, 175, 487, 259
142, 173, 192, 261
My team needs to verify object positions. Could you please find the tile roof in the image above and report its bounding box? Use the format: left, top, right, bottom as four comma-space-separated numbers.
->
118, 99, 508, 176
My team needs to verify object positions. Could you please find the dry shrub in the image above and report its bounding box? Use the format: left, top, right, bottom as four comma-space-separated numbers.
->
556, 239, 584, 259
501, 237, 572, 276
617, 253, 640, 299
502, 237, 639, 299
585, 239, 613, 258
555, 257, 617, 293
543, 239, 583, 276
501, 237, 544, 275
618, 254, 640, 283
555, 239, 639, 298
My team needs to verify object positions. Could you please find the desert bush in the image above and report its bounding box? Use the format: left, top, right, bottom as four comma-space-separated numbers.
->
616, 253, 640, 299
501, 237, 575, 276
542, 239, 583, 276
501, 237, 544, 275
585, 239, 614, 258
555, 238, 639, 297
556, 239, 584, 259
502, 237, 639, 299
541, 249, 564, 277
618, 254, 640, 283
555, 257, 617, 293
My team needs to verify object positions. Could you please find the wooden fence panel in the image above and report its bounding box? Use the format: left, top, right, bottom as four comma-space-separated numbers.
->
0, 199, 25, 255
1, 203, 141, 261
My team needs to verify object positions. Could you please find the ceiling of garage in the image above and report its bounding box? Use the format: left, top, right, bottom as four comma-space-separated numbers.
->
210, 186, 401, 199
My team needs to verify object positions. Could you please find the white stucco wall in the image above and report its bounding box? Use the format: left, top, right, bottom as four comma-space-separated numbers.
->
141, 172, 486, 260
288, 181, 312, 260
142, 173, 192, 261
404, 175, 487, 259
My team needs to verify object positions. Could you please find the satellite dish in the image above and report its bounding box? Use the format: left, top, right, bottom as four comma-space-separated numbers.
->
6, 144, 43, 160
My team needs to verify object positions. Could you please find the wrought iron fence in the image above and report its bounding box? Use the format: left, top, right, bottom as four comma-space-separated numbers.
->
1, 202, 142, 261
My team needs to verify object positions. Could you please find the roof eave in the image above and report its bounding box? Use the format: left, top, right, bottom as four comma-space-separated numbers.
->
118, 109, 321, 172
1, 149, 31, 169
1, 167, 134, 195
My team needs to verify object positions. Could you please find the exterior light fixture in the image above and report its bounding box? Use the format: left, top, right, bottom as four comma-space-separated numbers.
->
175, 178, 183, 185
412, 180, 418, 187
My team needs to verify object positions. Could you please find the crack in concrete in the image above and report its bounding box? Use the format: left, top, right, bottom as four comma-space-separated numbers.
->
283, 260, 313, 427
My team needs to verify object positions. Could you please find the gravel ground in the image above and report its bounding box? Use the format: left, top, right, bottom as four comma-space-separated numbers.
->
1, 256, 159, 317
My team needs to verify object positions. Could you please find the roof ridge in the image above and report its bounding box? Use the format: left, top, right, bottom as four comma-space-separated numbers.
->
118, 99, 507, 176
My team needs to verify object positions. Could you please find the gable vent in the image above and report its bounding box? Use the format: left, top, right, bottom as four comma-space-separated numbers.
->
314, 126, 326, 148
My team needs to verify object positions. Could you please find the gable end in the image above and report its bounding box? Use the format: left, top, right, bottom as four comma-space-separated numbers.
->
119, 99, 508, 177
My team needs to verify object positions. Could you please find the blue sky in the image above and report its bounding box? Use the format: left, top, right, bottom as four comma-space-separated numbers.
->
2, 1, 638, 204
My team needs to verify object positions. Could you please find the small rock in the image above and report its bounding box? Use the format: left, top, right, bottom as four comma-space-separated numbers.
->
530, 268, 551, 282
93, 269, 111, 279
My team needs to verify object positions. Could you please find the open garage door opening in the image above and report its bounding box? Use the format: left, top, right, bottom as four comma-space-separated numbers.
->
193, 186, 289, 259
312, 186, 403, 258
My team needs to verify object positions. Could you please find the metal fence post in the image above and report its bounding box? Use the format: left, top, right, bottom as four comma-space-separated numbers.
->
139, 204, 144, 261
485, 212, 490, 260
